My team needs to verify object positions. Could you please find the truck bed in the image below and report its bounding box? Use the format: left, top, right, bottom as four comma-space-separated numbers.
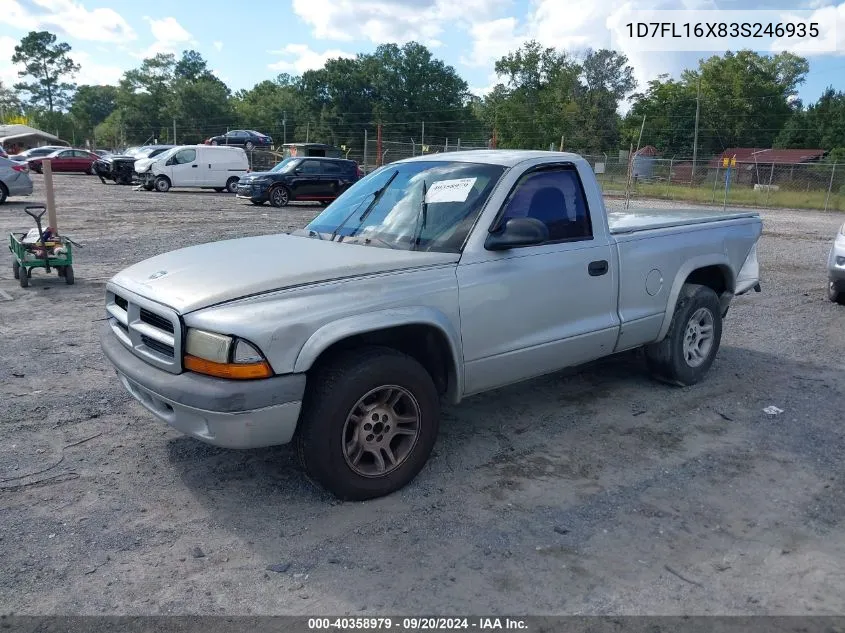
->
607, 207, 759, 234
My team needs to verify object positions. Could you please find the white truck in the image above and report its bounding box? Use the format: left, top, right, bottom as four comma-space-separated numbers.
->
134, 144, 248, 193
100, 150, 762, 500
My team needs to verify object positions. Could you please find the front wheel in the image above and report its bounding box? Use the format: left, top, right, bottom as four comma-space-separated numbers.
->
64, 265, 74, 285
269, 186, 290, 207
154, 176, 171, 193
645, 283, 723, 386
12, 260, 20, 279
296, 346, 440, 501
829, 279, 845, 305
244, 141, 254, 151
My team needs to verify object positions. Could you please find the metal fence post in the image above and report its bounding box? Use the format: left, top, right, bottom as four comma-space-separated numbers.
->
666, 158, 673, 198
711, 165, 720, 203
825, 162, 837, 212
363, 129, 368, 172
765, 162, 775, 207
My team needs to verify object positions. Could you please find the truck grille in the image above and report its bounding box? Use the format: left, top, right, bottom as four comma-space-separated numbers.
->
106, 285, 182, 373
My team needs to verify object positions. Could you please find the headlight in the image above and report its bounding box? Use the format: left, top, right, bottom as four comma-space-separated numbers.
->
184, 328, 272, 379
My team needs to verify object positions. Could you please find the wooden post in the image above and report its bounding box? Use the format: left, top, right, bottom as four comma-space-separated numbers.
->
43, 159, 58, 235
559, 135, 564, 152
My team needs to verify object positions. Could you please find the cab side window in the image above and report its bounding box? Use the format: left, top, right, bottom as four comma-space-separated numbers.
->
173, 149, 196, 164
498, 168, 592, 242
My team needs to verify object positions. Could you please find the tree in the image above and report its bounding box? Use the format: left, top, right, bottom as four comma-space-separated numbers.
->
775, 87, 845, 150
71, 85, 118, 142
12, 30, 80, 112
0, 81, 23, 122
174, 50, 210, 81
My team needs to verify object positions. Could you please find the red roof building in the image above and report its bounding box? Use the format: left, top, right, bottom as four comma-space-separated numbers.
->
708, 147, 826, 168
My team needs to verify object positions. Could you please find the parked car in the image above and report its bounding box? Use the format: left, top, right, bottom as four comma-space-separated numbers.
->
28, 148, 99, 174
135, 145, 249, 193
93, 145, 175, 185
93, 149, 112, 158
205, 130, 272, 151
828, 220, 845, 304
99, 149, 763, 501
10, 146, 66, 163
236, 157, 362, 207
0, 156, 34, 204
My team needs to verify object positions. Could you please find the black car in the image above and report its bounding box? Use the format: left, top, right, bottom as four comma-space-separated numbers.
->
205, 130, 272, 151
236, 157, 361, 207
93, 144, 175, 185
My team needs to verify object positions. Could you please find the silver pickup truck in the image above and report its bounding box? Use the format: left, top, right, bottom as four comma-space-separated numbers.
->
100, 150, 762, 500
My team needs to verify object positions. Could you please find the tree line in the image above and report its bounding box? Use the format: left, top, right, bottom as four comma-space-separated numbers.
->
3, 30, 844, 159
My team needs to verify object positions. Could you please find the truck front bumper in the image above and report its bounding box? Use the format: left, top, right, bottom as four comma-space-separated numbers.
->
100, 325, 305, 449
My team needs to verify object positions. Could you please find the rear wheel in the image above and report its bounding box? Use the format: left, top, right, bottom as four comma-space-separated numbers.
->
645, 283, 723, 386
154, 176, 171, 192
0, 183, 7, 204
829, 279, 845, 305
19, 267, 29, 288
12, 260, 20, 279
225, 177, 239, 193
269, 186, 290, 207
245, 141, 255, 151
64, 265, 74, 285
296, 346, 440, 500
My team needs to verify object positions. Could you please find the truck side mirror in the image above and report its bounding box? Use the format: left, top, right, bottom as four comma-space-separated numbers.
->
484, 217, 550, 250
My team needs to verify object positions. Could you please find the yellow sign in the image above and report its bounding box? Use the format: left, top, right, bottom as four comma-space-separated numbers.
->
722, 157, 729, 167
340, 145, 347, 151
730, 156, 736, 167
422, 145, 430, 153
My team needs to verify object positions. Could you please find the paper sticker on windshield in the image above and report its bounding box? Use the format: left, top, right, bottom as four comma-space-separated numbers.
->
425, 178, 477, 203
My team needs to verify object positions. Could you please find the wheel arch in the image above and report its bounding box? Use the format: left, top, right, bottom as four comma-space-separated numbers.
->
294, 308, 464, 404
657, 256, 734, 341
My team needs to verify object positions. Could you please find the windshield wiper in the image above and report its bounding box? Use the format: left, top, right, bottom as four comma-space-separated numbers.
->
411, 179, 428, 251
329, 169, 399, 242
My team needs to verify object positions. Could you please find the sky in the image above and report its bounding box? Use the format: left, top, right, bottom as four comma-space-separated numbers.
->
1, 0, 844, 111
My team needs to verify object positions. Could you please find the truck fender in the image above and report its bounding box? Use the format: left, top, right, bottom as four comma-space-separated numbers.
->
293, 306, 465, 401
656, 255, 734, 342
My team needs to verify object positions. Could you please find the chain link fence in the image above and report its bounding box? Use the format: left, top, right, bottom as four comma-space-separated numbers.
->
580, 154, 845, 212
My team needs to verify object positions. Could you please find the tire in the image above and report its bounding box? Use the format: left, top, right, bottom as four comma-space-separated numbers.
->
154, 176, 171, 193
829, 278, 845, 305
245, 141, 254, 151
269, 185, 290, 207
20, 267, 29, 288
0, 182, 7, 204
12, 260, 20, 279
645, 283, 723, 386
225, 177, 239, 194
296, 345, 440, 501
64, 265, 74, 285
57, 265, 65, 277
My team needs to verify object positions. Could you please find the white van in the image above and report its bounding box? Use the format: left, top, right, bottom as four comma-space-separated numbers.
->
134, 145, 249, 193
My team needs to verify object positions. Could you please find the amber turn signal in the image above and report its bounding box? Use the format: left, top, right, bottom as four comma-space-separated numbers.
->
184, 354, 272, 380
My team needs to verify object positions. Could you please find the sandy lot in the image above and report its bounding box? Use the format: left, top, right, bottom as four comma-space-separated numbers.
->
1, 173, 844, 616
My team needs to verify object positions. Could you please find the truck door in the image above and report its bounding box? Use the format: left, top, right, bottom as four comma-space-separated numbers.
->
167, 147, 199, 186
456, 164, 621, 395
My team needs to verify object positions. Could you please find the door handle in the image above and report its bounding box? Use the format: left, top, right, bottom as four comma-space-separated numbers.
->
192, 164, 198, 168
588, 260, 609, 276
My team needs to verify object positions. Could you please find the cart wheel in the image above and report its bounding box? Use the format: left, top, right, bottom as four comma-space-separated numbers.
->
12, 260, 20, 279
57, 266, 65, 277
64, 265, 75, 285
20, 267, 29, 288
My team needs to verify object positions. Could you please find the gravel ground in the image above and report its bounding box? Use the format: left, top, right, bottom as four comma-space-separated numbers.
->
1, 173, 844, 616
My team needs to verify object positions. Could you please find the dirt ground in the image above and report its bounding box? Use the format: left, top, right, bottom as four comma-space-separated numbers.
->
1, 173, 844, 616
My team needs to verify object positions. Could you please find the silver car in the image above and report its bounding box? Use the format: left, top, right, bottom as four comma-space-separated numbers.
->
0, 156, 34, 204
828, 221, 845, 304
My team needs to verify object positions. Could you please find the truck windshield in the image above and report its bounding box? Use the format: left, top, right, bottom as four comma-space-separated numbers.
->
305, 160, 507, 253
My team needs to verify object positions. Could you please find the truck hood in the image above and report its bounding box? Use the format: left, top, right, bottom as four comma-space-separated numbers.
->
134, 157, 155, 173
109, 233, 460, 314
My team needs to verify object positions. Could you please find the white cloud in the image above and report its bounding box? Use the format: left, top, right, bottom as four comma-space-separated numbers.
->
71, 50, 124, 86
292, 0, 511, 47
133, 16, 196, 59
267, 44, 356, 73
461, 18, 523, 67
0, 36, 19, 87
0, 0, 135, 43
213, 41, 224, 52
